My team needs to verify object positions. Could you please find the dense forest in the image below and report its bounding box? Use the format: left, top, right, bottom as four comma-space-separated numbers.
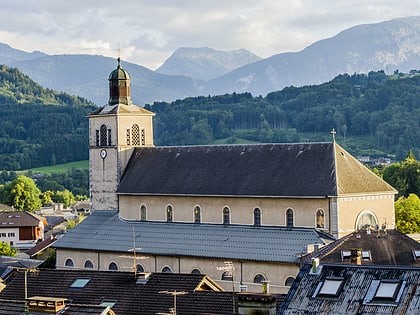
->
146, 70, 420, 160
0, 65, 96, 170
1, 66, 420, 173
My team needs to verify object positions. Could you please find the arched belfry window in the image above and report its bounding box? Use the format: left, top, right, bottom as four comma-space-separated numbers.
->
223, 207, 230, 225
194, 206, 201, 223
316, 209, 325, 228
286, 209, 294, 227
254, 208, 261, 226
98, 124, 111, 147
166, 205, 173, 222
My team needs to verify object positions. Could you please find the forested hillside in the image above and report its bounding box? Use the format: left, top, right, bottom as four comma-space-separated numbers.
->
0, 65, 96, 170
147, 70, 420, 160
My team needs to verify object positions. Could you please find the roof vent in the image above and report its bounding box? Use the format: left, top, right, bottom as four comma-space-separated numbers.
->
136, 272, 151, 285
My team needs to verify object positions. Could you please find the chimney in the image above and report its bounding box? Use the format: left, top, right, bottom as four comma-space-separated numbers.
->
26, 296, 66, 314
350, 248, 362, 265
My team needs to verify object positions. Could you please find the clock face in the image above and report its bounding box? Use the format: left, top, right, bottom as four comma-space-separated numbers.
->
100, 149, 107, 159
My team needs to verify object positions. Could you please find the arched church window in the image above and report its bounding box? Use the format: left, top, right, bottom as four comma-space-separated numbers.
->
316, 209, 325, 228
84, 259, 94, 269
65, 258, 74, 267
191, 268, 201, 274
132, 124, 140, 145
162, 266, 172, 273
194, 206, 201, 223
286, 208, 294, 227
355, 210, 378, 230
254, 208, 261, 226
221, 271, 233, 281
223, 207, 230, 225
166, 205, 173, 222
108, 262, 118, 271
140, 204, 147, 221
285, 276, 295, 286
253, 273, 266, 283
136, 264, 145, 273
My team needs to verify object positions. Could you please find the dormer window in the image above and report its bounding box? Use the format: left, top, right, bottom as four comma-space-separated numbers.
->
413, 250, 420, 261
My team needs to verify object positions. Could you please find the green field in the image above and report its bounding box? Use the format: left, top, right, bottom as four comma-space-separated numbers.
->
24, 160, 89, 174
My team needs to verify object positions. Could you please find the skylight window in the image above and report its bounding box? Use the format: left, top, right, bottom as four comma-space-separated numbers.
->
100, 300, 117, 308
374, 280, 401, 300
70, 277, 90, 288
313, 277, 344, 298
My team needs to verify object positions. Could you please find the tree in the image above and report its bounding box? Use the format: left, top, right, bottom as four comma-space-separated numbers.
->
395, 193, 420, 234
0, 175, 41, 212
0, 241, 17, 256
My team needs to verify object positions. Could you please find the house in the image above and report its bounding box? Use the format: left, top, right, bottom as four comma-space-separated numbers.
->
277, 263, 420, 314
302, 227, 420, 266
0, 211, 46, 248
0, 269, 239, 315
53, 58, 397, 293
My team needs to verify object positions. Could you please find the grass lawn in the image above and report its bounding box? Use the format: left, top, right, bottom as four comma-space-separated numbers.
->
23, 160, 89, 175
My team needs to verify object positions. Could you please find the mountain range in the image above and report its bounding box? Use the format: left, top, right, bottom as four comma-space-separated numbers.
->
1, 16, 420, 105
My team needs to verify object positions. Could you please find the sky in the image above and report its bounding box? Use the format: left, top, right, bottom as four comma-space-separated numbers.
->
1, 0, 419, 70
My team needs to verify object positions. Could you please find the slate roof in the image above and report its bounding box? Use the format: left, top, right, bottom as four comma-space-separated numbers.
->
0, 269, 235, 315
53, 211, 334, 263
278, 263, 420, 315
302, 228, 420, 266
118, 142, 395, 197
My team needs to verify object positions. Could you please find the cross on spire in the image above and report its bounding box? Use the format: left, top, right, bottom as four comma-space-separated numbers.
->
331, 128, 336, 142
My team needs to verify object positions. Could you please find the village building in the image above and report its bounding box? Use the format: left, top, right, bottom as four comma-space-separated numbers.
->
53, 59, 397, 294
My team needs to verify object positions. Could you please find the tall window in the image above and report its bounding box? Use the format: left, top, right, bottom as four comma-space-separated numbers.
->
223, 207, 230, 225
166, 205, 173, 222
140, 204, 147, 221
286, 208, 294, 227
98, 124, 111, 146
194, 206, 201, 223
316, 209, 325, 228
132, 124, 140, 145
254, 208, 261, 226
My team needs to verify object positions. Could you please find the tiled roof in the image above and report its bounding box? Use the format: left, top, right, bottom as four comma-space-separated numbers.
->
278, 263, 420, 315
0, 211, 43, 228
53, 211, 334, 263
24, 235, 58, 258
0, 269, 235, 315
118, 142, 396, 197
303, 229, 420, 266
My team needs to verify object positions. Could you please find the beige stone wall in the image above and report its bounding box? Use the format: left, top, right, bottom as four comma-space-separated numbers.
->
119, 195, 331, 230
336, 193, 395, 238
56, 248, 298, 294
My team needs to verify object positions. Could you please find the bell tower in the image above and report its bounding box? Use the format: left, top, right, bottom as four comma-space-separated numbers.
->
88, 58, 155, 211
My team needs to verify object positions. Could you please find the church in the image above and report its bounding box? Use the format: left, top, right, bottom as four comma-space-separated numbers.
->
54, 59, 397, 294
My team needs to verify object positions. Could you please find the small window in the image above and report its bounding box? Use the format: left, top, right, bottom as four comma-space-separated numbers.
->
166, 205, 173, 222
108, 262, 118, 271
286, 208, 294, 227
100, 300, 117, 308
223, 207, 230, 225
140, 205, 147, 221
221, 271, 233, 281
70, 278, 90, 288
254, 208, 261, 226
84, 260, 94, 269
313, 277, 344, 297
364, 279, 406, 305
362, 250, 371, 261
100, 125, 108, 146
413, 250, 420, 260
316, 209, 325, 228
341, 250, 351, 260
285, 276, 295, 287
162, 266, 172, 273
65, 258, 74, 267
136, 264, 145, 273
194, 206, 201, 223
191, 268, 201, 275
253, 274, 266, 283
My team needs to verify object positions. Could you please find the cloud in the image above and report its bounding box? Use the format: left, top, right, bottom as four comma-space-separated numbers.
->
0, 0, 419, 69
